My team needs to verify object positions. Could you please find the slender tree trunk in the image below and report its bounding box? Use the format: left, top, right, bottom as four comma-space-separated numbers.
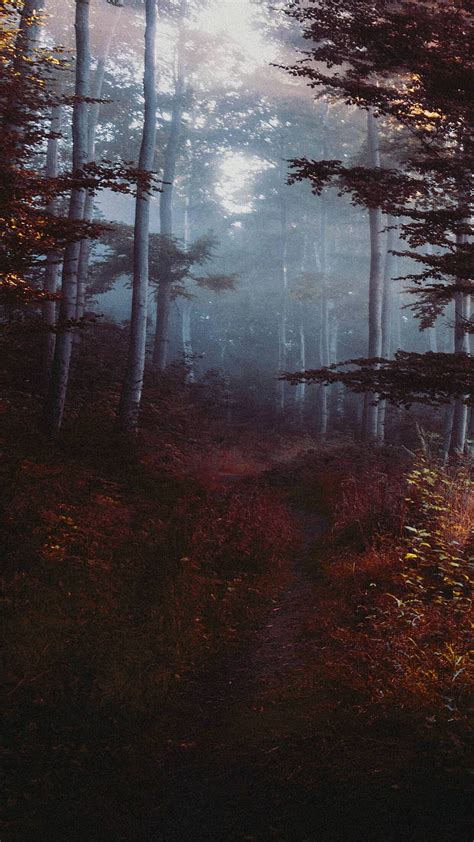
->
118, 0, 158, 432
295, 305, 306, 411
363, 110, 383, 442
451, 236, 470, 455
425, 245, 438, 353
377, 217, 396, 442
43, 98, 62, 371
442, 402, 455, 464
277, 193, 288, 412
392, 271, 402, 356
427, 325, 438, 352
295, 226, 308, 415
180, 194, 195, 381
43, 0, 91, 434
443, 224, 470, 459
8, 0, 45, 143
319, 101, 330, 436
76, 11, 121, 325
153, 21, 185, 369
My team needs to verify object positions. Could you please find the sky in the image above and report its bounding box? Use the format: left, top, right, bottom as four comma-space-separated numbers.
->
197, 0, 276, 68
196, 0, 277, 213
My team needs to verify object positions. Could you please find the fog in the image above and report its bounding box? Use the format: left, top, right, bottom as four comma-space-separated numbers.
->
40, 0, 461, 436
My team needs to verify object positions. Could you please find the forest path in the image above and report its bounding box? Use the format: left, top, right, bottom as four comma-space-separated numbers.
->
155, 453, 340, 841
150, 451, 467, 842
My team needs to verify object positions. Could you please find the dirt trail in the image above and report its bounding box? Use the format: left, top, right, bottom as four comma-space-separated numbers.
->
154, 454, 337, 841
153, 451, 470, 842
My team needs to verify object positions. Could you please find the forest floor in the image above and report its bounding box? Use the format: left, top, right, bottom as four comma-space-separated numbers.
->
145, 452, 472, 842
2, 408, 472, 842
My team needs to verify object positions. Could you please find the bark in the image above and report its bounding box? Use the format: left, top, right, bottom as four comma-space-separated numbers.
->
153, 22, 186, 369
295, 226, 308, 414
76, 11, 121, 325
319, 101, 330, 436
44, 0, 91, 434
8, 0, 45, 139
319, 275, 329, 435
295, 304, 306, 415
451, 261, 470, 455
43, 98, 62, 371
377, 217, 397, 442
442, 402, 455, 465
14, 0, 44, 75
425, 245, 438, 353
363, 110, 383, 442
181, 298, 194, 379
427, 325, 438, 352
277, 197, 289, 413
118, 0, 158, 432
443, 227, 470, 459
392, 268, 402, 356
181, 194, 195, 382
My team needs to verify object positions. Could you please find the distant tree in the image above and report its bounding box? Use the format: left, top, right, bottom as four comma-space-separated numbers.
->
154, 4, 188, 369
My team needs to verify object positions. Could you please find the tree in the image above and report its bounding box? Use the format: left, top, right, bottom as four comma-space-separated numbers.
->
42, 91, 63, 370
44, 0, 92, 434
284, 0, 473, 450
75, 2, 123, 327
117, 0, 158, 432
153, 9, 187, 369
363, 110, 383, 441
1, 0, 64, 313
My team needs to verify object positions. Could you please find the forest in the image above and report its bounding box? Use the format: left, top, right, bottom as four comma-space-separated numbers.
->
1, 0, 473, 839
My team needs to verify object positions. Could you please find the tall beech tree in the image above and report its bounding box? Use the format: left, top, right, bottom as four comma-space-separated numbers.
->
76, 3, 122, 327
43, 93, 63, 369
363, 110, 383, 441
117, 0, 158, 432
377, 217, 397, 442
1, 0, 64, 310
44, 0, 91, 433
285, 0, 473, 451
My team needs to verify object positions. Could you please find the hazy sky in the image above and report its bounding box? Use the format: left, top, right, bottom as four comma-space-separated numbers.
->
197, 0, 275, 67
46, 0, 282, 217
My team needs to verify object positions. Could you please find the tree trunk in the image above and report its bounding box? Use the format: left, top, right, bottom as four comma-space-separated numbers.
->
363, 110, 383, 442
425, 245, 438, 353
295, 226, 308, 415
295, 304, 306, 415
319, 101, 330, 436
13, 0, 44, 79
392, 264, 402, 356
153, 20, 186, 370
8, 0, 45, 141
427, 325, 438, 352
276, 192, 289, 413
181, 194, 195, 381
118, 0, 158, 432
43, 0, 91, 434
377, 217, 396, 442
76, 10, 121, 325
442, 402, 455, 465
43, 98, 62, 372
451, 255, 470, 455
